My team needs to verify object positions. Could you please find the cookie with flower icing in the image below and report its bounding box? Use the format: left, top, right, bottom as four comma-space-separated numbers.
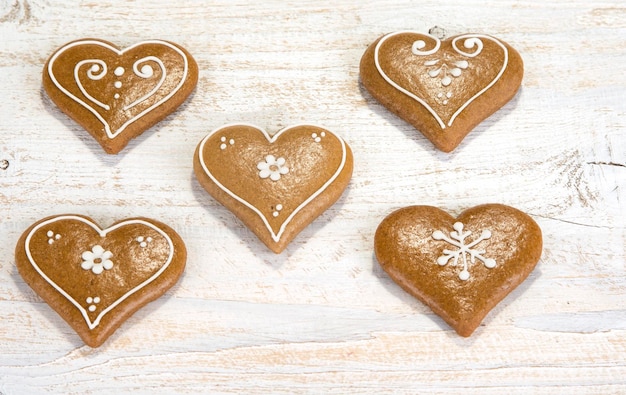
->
360, 31, 523, 152
194, 124, 353, 253
43, 38, 198, 154
374, 204, 542, 336
15, 215, 186, 347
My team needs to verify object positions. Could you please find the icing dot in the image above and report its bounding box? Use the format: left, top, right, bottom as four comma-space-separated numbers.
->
88, 305, 96, 312
459, 270, 470, 281
441, 76, 452, 86
114, 66, 125, 76
137, 236, 144, 242
86, 297, 93, 304
276, 204, 283, 211
90, 64, 100, 73
414, 40, 426, 49
321, 132, 326, 137
220, 143, 227, 150
114, 81, 122, 89
315, 137, 321, 143
229, 139, 235, 145
147, 237, 153, 242
114, 93, 120, 99
437, 93, 443, 98
47, 230, 53, 237
141, 65, 154, 77
140, 242, 147, 247
485, 258, 496, 269
273, 211, 279, 217
443, 100, 448, 105
446, 92, 452, 98
221, 136, 226, 142
94, 297, 100, 303
312, 133, 317, 138
48, 239, 53, 245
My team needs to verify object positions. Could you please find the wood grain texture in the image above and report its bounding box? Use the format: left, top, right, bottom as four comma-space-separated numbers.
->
0, 0, 624, 393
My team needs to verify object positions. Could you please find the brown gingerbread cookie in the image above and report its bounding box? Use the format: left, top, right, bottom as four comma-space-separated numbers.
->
43, 38, 198, 154
360, 31, 523, 152
374, 204, 542, 336
15, 215, 187, 347
194, 124, 353, 253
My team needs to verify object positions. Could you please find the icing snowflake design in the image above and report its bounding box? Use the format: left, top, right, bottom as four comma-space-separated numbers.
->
432, 222, 496, 281
81, 245, 114, 274
257, 155, 289, 181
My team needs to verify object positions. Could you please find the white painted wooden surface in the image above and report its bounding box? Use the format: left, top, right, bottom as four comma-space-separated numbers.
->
1, 0, 625, 393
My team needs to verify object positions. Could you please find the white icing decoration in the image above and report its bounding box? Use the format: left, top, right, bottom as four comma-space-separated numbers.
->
24, 216, 175, 330
114, 81, 122, 89
221, 136, 226, 142
123, 56, 167, 111
47, 40, 190, 139
432, 222, 496, 281
86, 296, 100, 312
374, 32, 509, 129
47, 230, 61, 244
114, 66, 124, 76
229, 139, 234, 145
81, 245, 114, 274
272, 203, 283, 218
74, 59, 110, 111
114, 93, 120, 99
220, 143, 227, 150
198, 124, 348, 243
257, 155, 289, 181
411, 39, 440, 55
137, 235, 152, 248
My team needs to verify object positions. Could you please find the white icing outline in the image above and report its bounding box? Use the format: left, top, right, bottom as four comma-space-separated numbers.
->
374, 32, 509, 129
198, 123, 348, 243
24, 215, 175, 330
47, 39, 189, 139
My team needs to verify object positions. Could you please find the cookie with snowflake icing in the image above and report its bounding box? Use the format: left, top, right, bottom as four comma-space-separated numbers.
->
15, 215, 186, 347
360, 31, 523, 152
193, 124, 353, 253
374, 204, 542, 336
43, 38, 198, 154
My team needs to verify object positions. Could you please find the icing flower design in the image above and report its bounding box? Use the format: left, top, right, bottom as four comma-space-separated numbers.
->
81, 245, 114, 274
257, 155, 289, 181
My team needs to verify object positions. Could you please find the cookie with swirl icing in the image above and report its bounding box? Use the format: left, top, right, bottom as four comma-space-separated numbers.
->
15, 215, 187, 347
43, 39, 198, 154
360, 31, 523, 152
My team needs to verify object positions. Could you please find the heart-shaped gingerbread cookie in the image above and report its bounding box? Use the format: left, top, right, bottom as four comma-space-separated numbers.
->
15, 215, 186, 347
360, 32, 523, 152
43, 39, 198, 154
194, 124, 353, 253
374, 204, 542, 336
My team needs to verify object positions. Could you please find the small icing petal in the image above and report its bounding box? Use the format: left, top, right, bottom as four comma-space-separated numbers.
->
92, 245, 104, 255
270, 172, 281, 181
259, 169, 271, 179
92, 265, 104, 275
102, 260, 114, 270
81, 260, 93, 270
257, 161, 269, 170
101, 250, 113, 260
276, 157, 286, 166
82, 251, 94, 260
265, 155, 276, 164
279, 166, 289, 175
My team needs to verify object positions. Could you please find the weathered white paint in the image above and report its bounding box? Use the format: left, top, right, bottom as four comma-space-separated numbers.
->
0, 0, 624, 393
